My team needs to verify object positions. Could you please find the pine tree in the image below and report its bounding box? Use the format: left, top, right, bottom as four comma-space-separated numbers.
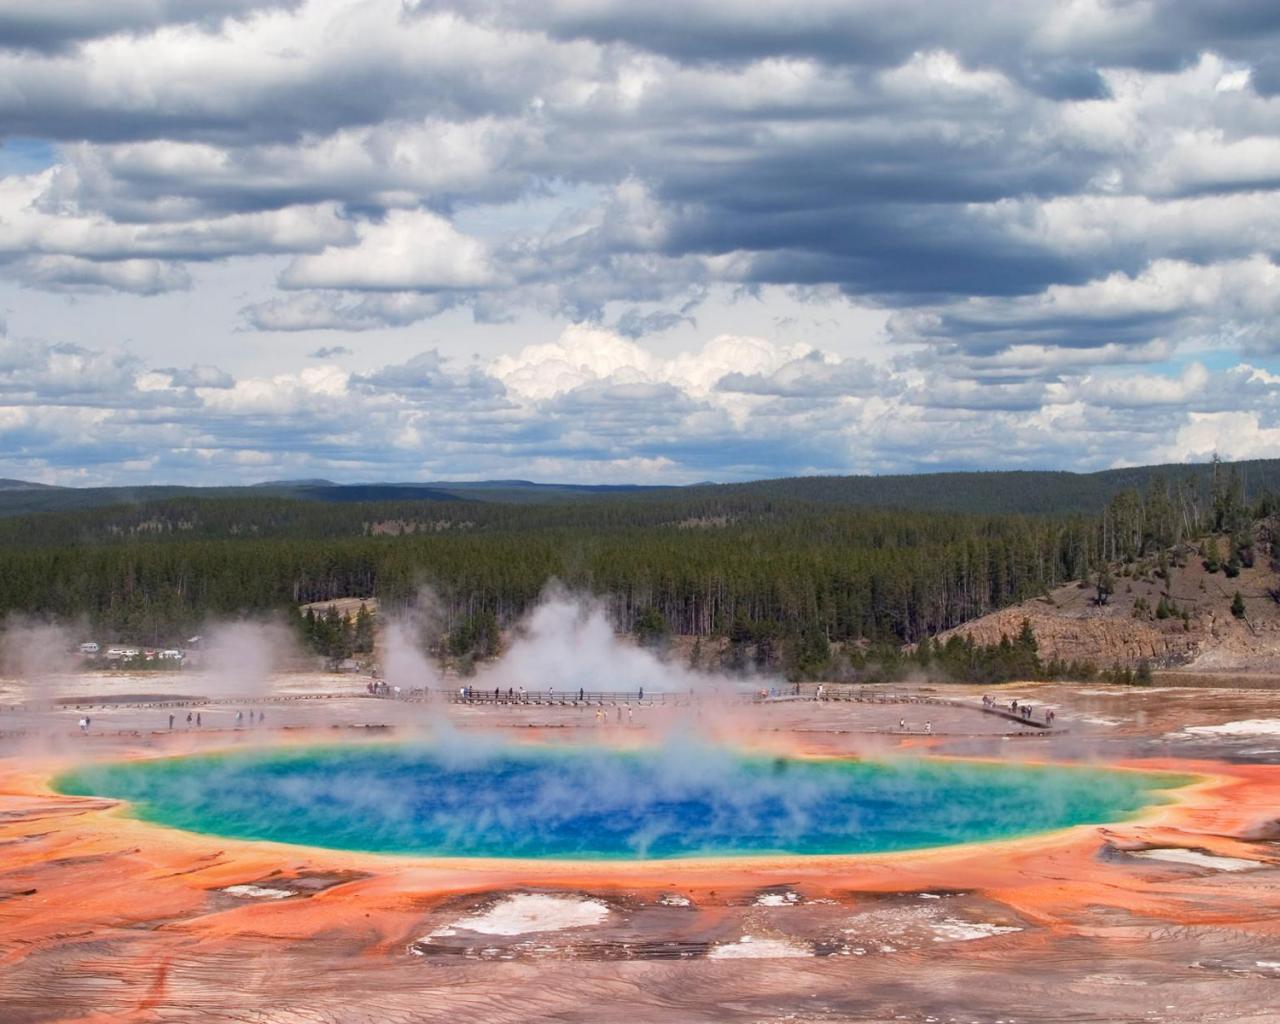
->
321, 606, 342, 658
354, 602, 375, 653
1094, 566, 1114, 606
302, 607, 318, 652
477, 610, 500, 658
633, 606, 669, 648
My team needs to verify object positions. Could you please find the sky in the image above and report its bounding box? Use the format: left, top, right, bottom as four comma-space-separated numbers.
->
2, 0, 1280, 486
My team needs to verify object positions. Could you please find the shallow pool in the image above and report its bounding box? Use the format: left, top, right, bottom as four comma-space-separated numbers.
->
55, 744, 1184, 860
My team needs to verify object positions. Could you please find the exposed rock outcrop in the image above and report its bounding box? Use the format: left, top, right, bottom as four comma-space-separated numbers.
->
937, 550, 1280, 672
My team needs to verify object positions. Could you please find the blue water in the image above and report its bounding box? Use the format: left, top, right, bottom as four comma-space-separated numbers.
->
54, 744, 1182, 860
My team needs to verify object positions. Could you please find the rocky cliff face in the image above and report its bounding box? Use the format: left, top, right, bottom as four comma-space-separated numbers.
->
937, 605, 1201, 669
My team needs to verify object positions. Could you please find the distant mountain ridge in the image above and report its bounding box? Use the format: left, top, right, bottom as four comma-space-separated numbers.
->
0, 478, 65, 491
0, 458, 1276, 519
0, 478, 677, 517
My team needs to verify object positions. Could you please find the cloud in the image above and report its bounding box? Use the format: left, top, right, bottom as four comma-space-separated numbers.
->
614, 307, 696, 338
0, 1, 302, 54
309, 345, 351, 359
1164, 408, 1280, 463
0, 168, 353, 293
279, 209, 497, 291
3, 2, 1278, 334
0, 337, 143, 402
717, 351, 887, 398
9, 255, 191, 294
2, 326, 1279, 485
240, 291, 457, 332
152, 364, 235, 389
1, 2, 1279, 481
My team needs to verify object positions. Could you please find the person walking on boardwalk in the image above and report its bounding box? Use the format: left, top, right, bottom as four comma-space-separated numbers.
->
168, 713, 175, 730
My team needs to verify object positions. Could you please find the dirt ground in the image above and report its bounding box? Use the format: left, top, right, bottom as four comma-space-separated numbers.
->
3, 671, 1280, 1024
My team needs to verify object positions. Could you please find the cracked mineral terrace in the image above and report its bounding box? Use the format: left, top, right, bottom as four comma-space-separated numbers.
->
3, 672, 1280, 1024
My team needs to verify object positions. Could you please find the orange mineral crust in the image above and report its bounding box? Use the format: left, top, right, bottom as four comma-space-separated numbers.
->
4, 706, 1280, 1023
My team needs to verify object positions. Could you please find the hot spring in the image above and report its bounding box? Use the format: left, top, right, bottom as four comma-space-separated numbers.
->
55, 745, 1184, 860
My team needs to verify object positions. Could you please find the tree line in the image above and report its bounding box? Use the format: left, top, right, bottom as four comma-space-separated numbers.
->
1, 462, 1275, 677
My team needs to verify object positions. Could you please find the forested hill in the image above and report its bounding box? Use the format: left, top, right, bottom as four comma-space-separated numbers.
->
1, 503, 1098, 649
0, 479, 671, 517
0, 456, 1270, 662
697, 459, 1280, 517
3, 458, 1278, 519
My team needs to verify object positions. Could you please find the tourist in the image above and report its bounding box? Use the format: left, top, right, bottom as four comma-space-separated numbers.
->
186, 712, 192, 727
616, 706, 622, 724
518, 685, 526, 701
627, 706, 634, 725
78, 717, 87, 734
168, 713, 175, 730
196, 712, 201, 728
258, 710, 265, 725
639, 686, 644, 701
235, 710, 243, 727
579, 687, 585, 702
899, 718, 906, 731
925, 721, 932, 734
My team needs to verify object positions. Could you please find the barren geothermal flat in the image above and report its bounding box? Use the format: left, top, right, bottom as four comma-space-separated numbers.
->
3, 673, 1280, 1024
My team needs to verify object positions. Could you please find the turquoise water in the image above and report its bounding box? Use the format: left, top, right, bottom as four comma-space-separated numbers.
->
55, 744, 1182, 860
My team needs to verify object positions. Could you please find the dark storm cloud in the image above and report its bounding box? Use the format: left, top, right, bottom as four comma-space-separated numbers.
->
0, 1, 302, 54
501, 0, 1280, 75
6, 0, 1277, 331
